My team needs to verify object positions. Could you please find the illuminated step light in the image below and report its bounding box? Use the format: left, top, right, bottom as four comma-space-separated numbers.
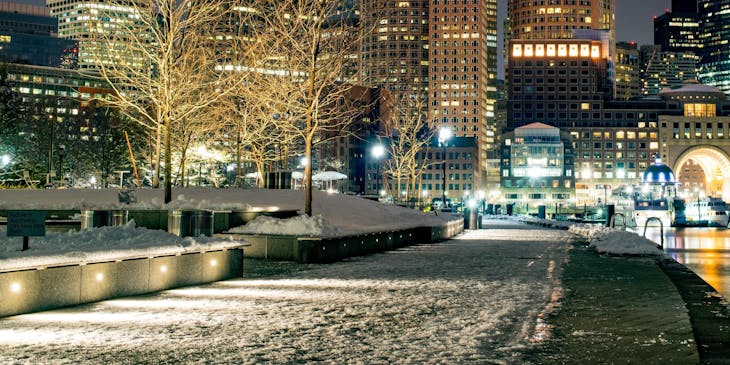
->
160, 265, 168, 273
95, 273, 104, 282
10, 282, 21, 293
210, 259, 217, 267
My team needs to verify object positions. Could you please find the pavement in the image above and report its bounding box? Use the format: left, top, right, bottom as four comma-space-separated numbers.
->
506, 218, 730, 364
0, 218, 729, 364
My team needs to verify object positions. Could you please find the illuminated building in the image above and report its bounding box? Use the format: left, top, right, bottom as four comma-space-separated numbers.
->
428, 0, 498, 191
508, 0, 614, 41
507, 39, 610, 129
615, 42, 641, 100
361, 0, 498, 194
641, 48, 699, 96
0, 2, 76, 68
47, 0, 147, 72
500, 122, 575, 211
698, 0, 730, 95
360, 0, 429, 100
653, 0, 700, 54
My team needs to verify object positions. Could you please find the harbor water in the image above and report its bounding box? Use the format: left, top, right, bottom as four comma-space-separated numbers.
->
635, 226, 730, 299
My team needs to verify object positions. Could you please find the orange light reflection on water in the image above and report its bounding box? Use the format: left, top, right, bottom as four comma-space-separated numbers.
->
636, 227, 730, 299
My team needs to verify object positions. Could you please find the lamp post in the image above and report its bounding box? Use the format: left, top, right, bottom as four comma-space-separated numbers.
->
439, 127, 452, 209
58, 144, 65, 186
371, 143, 385, 198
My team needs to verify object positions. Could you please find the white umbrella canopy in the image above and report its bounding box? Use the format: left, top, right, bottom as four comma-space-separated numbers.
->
312, 171, 347, 181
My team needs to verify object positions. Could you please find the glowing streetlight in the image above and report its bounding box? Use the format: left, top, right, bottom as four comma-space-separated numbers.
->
371, 143, 386, 197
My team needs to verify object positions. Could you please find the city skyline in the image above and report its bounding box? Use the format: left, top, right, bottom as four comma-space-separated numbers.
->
11, 0, 670, 46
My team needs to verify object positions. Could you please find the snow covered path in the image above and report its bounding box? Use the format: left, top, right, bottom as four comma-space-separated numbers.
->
0, 222, 575, 364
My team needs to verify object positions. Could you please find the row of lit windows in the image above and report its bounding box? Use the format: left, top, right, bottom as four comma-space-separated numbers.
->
572, 129, 659, 139
577, 141, 659, 150
512, 43, 601, 59
431, 7, 480, 13
502, 179, 572, 189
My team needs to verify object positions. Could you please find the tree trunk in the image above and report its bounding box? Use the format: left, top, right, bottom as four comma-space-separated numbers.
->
305, 137, 312, 216
164, 116, 172, 203
153, 125, 162, 188
236, 132, 242, 187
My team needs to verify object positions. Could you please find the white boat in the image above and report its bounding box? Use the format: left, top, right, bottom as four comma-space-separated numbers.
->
632, 196, 674, 229
680, 197, 730, 227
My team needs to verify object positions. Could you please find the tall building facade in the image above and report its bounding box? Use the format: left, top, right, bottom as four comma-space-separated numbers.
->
653, 0, 700, 53
642, 49, 699, 95
508, 0, 614, 41
361, 0, 498, 195
360, 0, 429, 101
428, 0, 498, 190
698, 0, 730, 95
507, 39, 611, 129
615, 41, 641, 100
47, 0, 146, 72
0, 2, 76, 68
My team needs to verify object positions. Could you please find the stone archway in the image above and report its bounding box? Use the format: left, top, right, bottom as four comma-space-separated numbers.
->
673, 145, 730, 202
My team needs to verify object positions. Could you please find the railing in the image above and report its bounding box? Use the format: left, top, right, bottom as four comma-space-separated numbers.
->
609, 213, 628, 229
642, 217, 664, 249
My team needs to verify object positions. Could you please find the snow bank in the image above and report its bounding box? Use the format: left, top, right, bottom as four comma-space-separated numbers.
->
585, 229, 664, 256
516, 216, 665, 257
228, 214, 343, 237
0, 221, 243, 272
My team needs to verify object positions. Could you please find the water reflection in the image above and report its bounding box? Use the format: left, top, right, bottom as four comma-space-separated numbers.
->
634, 227, 730, 299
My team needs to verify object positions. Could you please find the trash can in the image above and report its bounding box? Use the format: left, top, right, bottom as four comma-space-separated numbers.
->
168, 210, 213, 237
81, 209, 128, 229
468, 209, 478, 230
463, 208, 479, 230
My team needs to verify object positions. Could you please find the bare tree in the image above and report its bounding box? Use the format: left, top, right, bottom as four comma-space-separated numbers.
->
211, 88, 295, 188
380, 93, 437, 206
90, 0, 250, 202
248, 0, 367, 216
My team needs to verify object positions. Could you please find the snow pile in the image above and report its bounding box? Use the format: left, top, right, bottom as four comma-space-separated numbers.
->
228, 214, 343, 237
516, 216, 665, 257
0, 221, 243, 272
586, 229, 665, 256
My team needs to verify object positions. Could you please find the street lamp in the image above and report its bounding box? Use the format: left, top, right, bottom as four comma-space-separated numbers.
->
58, 144, 65, 187
439, 127, 452, 209
371, 143, 385, 197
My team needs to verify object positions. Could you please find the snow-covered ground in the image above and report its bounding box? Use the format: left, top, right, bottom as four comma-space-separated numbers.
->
516, 216, 665, 256
0, 188, 453, 236
0, 189, 696, 363
0, 225, 573, 364
0, 188, 456, 271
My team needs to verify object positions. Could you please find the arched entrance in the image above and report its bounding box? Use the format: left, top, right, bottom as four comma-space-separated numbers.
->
673, 145, 730, 202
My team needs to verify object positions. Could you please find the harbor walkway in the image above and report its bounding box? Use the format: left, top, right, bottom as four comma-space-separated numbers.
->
0, 219, 727, 364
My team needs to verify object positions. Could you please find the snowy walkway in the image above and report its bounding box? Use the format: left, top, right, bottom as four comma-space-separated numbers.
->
0, 221, 572, 364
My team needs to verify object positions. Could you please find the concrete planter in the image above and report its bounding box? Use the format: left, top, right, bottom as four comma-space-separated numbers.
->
0, 247, 244, 318
218, 218, 464, 263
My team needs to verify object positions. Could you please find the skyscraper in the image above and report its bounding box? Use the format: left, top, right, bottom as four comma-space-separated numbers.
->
0, 2, 76, 68
360, 0, 429, 101
428, 0, 498, 188
46, 0, 147, 72
615, 42, 641, 100
508, 0, 614, 41
361, 0, 498, 192
653, 0, 700, 53
698, 0, 730, 95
